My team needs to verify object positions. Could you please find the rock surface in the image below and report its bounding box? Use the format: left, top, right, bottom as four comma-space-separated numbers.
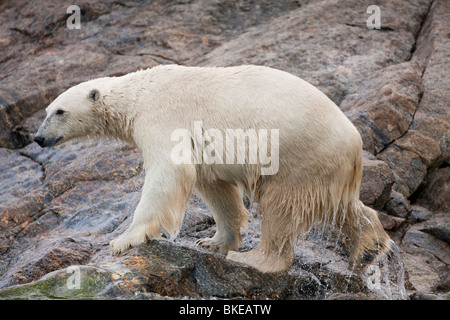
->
0, 0, 448, 300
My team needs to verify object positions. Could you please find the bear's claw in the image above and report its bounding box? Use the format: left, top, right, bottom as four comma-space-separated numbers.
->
194, 237, 237, 255
361, 250, 376, 264
195, 238, 221, 252
109, 238, 131, 255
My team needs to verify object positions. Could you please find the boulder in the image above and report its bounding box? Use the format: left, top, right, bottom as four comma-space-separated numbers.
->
360, 152, 394, 210
409, 205, 434, 223
0, 239, 366, 300
340, 62, 424, 155
411, 0, 450, 164
384, 191, 411, 218
400, 212, 450, 294
415, 167, 450, 212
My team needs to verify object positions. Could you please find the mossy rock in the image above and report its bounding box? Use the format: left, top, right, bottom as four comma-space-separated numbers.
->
0, 266, 117, 300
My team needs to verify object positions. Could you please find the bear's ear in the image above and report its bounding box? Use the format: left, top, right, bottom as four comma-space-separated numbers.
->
88, 89, 100, 102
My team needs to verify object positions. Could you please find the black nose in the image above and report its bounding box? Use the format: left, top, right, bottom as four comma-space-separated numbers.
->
34, 135, 45, 147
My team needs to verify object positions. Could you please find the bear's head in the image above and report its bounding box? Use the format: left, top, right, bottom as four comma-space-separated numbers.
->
34, 82, 103, 148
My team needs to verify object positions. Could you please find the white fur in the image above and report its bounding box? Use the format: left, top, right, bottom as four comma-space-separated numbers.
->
36, 65, 391, 272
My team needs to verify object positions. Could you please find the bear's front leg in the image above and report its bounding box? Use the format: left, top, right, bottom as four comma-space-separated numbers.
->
110, 163, 196, 254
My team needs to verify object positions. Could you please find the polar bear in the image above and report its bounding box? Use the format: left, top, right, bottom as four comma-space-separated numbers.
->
34, 65, 392, 273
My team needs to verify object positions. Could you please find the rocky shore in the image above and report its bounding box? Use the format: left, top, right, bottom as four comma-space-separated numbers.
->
0, 0, 448, 299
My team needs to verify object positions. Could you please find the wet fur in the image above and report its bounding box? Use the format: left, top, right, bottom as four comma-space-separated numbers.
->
35, 65, 391, 273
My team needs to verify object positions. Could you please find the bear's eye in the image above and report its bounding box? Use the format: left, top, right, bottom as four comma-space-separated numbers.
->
55, 109, 65, 115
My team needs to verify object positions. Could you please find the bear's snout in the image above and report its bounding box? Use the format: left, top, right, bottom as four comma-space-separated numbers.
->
34, 135, 45, 147
33, 135, 62, 148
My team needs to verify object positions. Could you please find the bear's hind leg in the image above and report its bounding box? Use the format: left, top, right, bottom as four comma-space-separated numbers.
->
227, 190, 299, 273
343, 201, 392, 271
194, 178, 248, 255
226, 215, 296, 273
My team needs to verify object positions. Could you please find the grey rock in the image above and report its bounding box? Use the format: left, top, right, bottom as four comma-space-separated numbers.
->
360, 152, 394, 210
409, 205, 434, 223
384, 191, 411, 218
